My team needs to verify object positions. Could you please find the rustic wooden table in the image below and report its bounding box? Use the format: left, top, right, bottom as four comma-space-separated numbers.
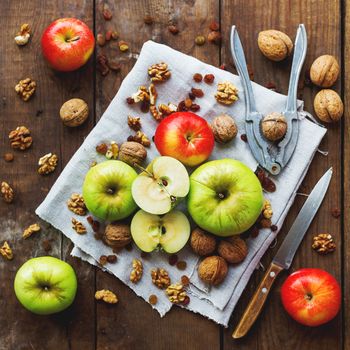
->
0, 1, 348, 349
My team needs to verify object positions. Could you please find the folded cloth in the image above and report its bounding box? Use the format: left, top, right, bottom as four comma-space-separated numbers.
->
36, 41, 326, 326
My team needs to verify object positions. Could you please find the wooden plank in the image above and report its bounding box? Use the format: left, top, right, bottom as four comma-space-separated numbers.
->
0, 1, 96, 349
94, 1, 221, 349
220, 1, 342, 349
343, 1, 350, 349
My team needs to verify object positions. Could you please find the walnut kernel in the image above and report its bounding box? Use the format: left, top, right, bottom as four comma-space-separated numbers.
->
60, 98, 89, 127
262, 199, 273, 219
190, 228, 216, 256
15, 23, 30, 46
312, 233, 336, 254
261, 112, 287, 141
119, 141, 147, 166
211, 114, 238, 143
218, 237, 248, 264
130, 259, 143, 283
127, 131, 151, 147
38, 153, 58, 175
104, 223, 131, 249
9, 126, 32, 150
148, 62, 171, 83
313, 89, 343, 123
127, 116, 141, 131
166, 283, 187, 304
15, 78, 36, 101
105, 142, 119, 160
151, 268, 171, 289
1, 182, 14, 203
258, 30, 293, 61
67, 193, 87, 216
310, 55, 340, 87
215, 82, 239, 105
72, 218, 87, 234
198, 256, 228, 285
23, 223, 41, 239
0, 241, 13, 260
95, 289, 118, 304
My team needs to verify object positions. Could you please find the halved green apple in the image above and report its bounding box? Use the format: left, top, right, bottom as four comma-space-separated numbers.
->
131, 156, 190, 215
130, 209, 191, 253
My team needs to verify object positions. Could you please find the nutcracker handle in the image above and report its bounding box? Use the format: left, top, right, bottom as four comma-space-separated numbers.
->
232, 262, 284, 339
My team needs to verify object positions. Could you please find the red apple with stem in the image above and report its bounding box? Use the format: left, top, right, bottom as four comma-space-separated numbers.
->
41, 18, 95, 72
154, 112, 214, 167
281, 268, 341, 327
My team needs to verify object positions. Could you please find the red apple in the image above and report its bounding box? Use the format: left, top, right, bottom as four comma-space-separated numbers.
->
41, 18, 95, 72
154, 112, 214, 166
281, 268, 341, 327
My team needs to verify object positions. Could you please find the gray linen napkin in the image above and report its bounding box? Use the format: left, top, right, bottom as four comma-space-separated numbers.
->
36, 41, 326, 326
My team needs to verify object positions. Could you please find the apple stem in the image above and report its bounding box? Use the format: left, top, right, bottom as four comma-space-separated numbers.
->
66, 35, 80, 43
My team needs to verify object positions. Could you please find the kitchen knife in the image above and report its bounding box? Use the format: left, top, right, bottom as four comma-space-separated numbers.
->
232, 167, 333, 339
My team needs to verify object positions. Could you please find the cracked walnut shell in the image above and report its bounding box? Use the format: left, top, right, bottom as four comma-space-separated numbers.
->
310, 55, 339, 88
148, 62, 171, 82
130, 259, 143, 283
312, 233, 336, 254
119, 141, 147, 166
198, 256, 228, 285
314, 89, 343, 123
67, 193, 87, 216
9, 126, 32, 150
103, 223, 131, 249
23, 223, 41, 239
0, 241, 13, 260
60, 98, 89, 127
258, 30, 293, 61
95, 289, 118, 304
261, 112, 287, 141
211, 114, 238, 143
215, 82, 239, 105
38, 153, 58, 175
190, 228, 216, 256
218, 237, 248, 264
15, 78, 36, 101
151, 268, 171, 289
1, 182, 14, 203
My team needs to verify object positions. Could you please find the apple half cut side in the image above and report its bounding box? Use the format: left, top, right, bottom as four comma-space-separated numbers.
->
130, 209, 191, 253
131, 156, 190, 215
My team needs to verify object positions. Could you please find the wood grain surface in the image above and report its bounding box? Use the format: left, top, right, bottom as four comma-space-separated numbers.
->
0, 0, 346, 349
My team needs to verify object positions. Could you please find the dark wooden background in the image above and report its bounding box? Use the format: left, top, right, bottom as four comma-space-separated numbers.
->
0, 0, 348, 349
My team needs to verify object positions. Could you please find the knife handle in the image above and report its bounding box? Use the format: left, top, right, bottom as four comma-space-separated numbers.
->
232, 262, 283, 339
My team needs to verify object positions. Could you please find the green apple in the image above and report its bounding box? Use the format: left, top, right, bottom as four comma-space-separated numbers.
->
131, 209, 190, 253
131, 156, 190, 215
14, 256, 77, 315
188, 159, 263, 236
83, 160, 138, 221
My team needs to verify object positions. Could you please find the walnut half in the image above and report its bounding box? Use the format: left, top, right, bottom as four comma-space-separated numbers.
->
215, 82, 239, 105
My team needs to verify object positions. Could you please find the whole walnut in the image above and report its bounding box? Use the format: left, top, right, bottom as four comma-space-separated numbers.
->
60, 98, 89, 127
104, 223, 131, 248
310, 55, 339, 88
218, 237, 248, 264
313, 89, 343, 123
261, 112, 287, 141
258, 30, 293, 61
198, 256, 228, 286
190, 228, 216, 256
119, 141, 147, 166
211, 114, 238, 143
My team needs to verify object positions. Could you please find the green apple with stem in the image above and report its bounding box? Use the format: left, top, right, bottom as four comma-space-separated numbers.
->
14, 256, 77, 315
83, 160, 138, 221
188, 159, 263, 236
131, 209, 191, 253
131, 156, 190, 215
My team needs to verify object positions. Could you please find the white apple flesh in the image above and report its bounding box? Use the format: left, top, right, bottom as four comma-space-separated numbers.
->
131, 156, 190, 215
131, 209, 191, 253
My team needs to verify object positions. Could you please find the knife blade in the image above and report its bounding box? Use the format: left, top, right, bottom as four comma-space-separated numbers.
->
232, 167, 332, 339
